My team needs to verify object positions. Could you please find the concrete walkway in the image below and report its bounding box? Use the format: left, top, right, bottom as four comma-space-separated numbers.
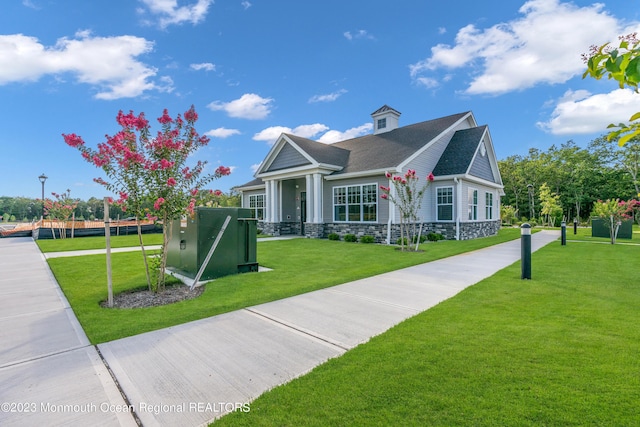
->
0, 231, 559, 426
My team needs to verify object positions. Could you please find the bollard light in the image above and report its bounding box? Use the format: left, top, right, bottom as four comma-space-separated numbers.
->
561, 221, 566, 246
521, 223, 531, 280
573, 218, 578, 235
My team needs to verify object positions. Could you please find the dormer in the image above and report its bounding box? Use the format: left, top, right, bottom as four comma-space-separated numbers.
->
371, 105, 401, 135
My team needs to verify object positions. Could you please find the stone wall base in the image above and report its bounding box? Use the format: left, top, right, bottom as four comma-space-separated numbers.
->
260, 220, 500, 242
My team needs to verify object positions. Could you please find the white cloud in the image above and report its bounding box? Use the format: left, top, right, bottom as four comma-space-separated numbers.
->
253, 123, 329, 145
308, 89, 347, 103
190, 62, 215, 71
250, 163, 261, 173
414, 77, 439, 89
343, 30, 375, 41
253, 126, 289, 144
537, 89, 640, 135
318, 123, 372, 144
409, 0, 629, 95
205, 127, 241, 138
22, 0, 39, 10
0, 32, 161, 99
208, 93, 274, 119
139, 0, 213, 28
241, 1, 251, 10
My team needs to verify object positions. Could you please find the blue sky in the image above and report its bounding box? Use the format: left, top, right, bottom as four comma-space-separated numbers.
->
1, 0, 639, 200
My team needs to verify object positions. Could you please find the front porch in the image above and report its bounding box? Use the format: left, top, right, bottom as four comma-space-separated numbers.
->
262, 173, 325, 237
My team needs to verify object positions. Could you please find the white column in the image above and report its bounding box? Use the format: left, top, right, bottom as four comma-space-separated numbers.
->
305, 174, 313, 223
313, 173, 323, 223
271, 180, 279, 222
264, 180, 272, 222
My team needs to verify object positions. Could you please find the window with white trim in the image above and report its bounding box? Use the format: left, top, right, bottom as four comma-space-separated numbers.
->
249, 194, 265, 220
377, 118, 387, 130
485, 192, 493, 220
468, 188, 478, 220
437, 187, 453, 221
333, 184, 377, 222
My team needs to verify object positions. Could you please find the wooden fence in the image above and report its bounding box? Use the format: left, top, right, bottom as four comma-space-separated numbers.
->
0, 219, 157, 238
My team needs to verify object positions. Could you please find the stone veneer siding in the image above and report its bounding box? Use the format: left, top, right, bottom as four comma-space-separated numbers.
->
458, 220, 501, 240
260, 220, 500, 242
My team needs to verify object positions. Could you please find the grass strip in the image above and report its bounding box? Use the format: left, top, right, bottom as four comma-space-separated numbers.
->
37, 233, 164, 252
47, 229, 523, 343
214, 240, 640, 426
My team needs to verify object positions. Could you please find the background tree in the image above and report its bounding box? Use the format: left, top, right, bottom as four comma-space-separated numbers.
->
538, 183, 563, 227
592, 199, 632, 244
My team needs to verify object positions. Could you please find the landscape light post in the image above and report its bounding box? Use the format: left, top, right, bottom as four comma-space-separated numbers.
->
527, 184, 535, 220
521, 223, 531, 280
38, 173, 47, 220
561, 221, 566, 246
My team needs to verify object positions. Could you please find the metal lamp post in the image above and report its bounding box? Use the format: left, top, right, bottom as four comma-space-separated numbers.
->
527, 183, 535, 220
38, 173, 47, 219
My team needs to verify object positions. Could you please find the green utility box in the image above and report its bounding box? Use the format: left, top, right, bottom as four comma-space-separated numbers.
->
167, 207, 258, 281
591, 218, 633, 239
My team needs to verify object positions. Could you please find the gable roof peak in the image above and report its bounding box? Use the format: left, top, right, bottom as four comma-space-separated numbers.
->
371, 105, 401, 116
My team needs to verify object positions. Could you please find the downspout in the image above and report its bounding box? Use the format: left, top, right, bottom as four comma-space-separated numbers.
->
454, 177, 461, 240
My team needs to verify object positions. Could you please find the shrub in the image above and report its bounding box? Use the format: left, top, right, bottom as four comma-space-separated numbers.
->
427, 232, 444, 242
360, 235, 375, 244
396, 237, 408, 246
344, 234, 357, 242
328, 233, 340, 241
412, 235, 427, 244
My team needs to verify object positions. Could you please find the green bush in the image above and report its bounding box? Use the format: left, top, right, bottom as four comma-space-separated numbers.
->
360, 235, 375, 244
396, 237, 409, 245
328, 233, 340, 241
344, 234, 357, 242
426, 232, 444, 242
412, 235, 427, 244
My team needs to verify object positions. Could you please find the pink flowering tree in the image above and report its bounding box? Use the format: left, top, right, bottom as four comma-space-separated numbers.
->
380, 169, 435, 251
43, 191, 78, 239
63, 106, 231, 292
592, 199, 633, 244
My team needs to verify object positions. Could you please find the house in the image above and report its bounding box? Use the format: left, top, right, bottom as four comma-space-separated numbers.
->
235, 106, 504, 242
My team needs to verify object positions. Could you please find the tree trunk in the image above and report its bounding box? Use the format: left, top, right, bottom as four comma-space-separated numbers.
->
137, 219, 152, 291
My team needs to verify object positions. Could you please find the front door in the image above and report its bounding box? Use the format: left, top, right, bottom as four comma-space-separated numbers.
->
300, 191, 306, 235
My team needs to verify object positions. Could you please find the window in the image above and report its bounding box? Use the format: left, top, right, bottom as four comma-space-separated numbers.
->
333, 187, 346, 221
333, 184, 377, 222
485, 192, 493, 220
468, 189, 478, 220
362, 184, 377, 221
437, 187, 453, 221
249, 194, 265, 220
377, 118, 387, 130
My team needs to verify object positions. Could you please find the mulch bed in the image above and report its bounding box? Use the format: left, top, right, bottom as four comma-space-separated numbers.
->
101, 283, 204, 309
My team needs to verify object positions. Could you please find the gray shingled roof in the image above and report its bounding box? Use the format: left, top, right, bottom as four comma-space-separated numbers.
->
236, 111, 472, 189
332, 111, 470, 174
433, 126, 487, 176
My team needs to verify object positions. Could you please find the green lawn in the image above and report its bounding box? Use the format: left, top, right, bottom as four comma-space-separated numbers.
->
37, 232, 163, 252
46, 229, 522, 344
214, 239, 640, 426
